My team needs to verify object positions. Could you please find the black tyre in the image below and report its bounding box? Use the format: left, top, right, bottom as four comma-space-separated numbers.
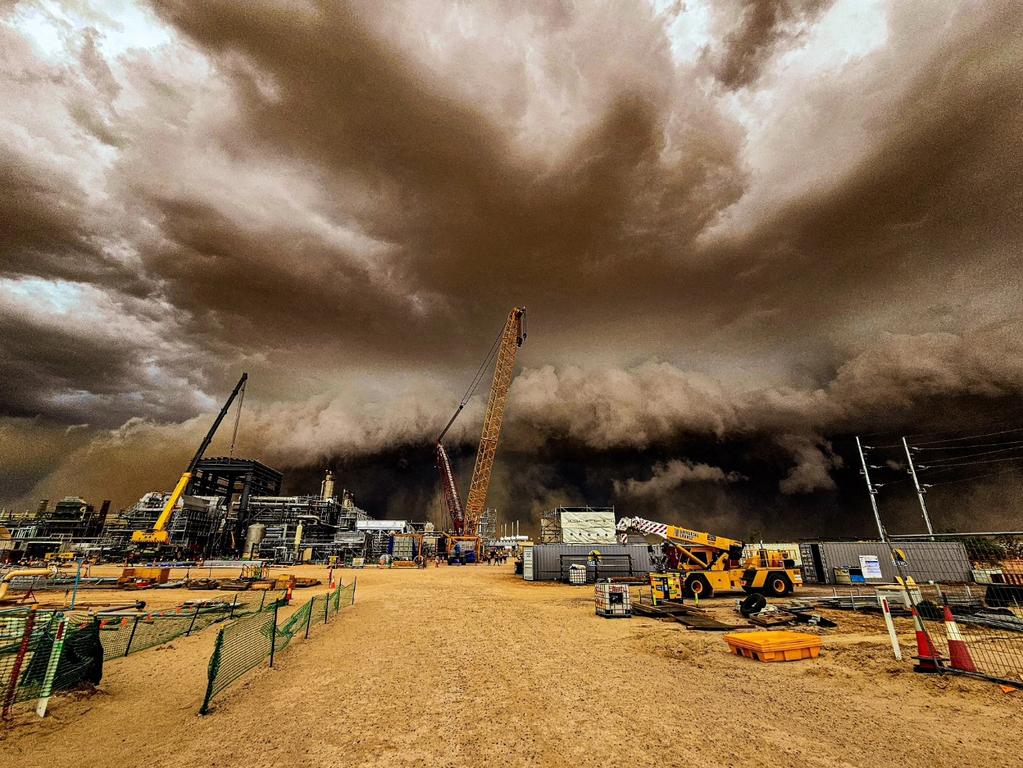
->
685, 574, 714, 600
764, 572, 792, 597
739, 593, 767, 617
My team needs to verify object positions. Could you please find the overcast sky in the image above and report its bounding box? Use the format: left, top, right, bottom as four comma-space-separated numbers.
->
2, 1, 1021, 532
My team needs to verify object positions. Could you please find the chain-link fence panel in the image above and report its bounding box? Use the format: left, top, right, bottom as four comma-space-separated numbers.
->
2, 611, 48, 713
19, 617, 103, 702
899, 535, 1023, 686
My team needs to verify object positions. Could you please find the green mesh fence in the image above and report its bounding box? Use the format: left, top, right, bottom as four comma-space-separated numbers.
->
1, 591, 281, 719
1, 612, 103, 716
200, 581, 356, 715
341, 581, 356, 608
277, 597, 312, 648
199, 599, 283, 714
96, 591, 271, 660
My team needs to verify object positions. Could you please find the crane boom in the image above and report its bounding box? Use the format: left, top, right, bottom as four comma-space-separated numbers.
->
616, 516, 743, 551
132, 373, 248, 545
463, 307, 525, 535
435, 442, 465, 534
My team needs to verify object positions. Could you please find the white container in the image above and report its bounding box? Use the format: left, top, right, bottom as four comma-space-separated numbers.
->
568, 564, 587, 585
595, 582, 632, 617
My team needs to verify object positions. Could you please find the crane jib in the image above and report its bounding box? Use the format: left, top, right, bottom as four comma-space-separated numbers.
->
435, 307, 525, 536
133, 372, 249, 545
463, 308, 525, 533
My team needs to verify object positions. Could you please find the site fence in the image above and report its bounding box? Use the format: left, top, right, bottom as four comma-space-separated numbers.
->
1, 591, 279, 720
96, 591, 274, 660
1, 610, 102, 718
891, 535, 1023, 687
847, 531, 1023, 687
200, 580, 356, 714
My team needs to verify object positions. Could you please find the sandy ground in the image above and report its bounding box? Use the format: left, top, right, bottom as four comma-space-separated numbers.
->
2, 564, 1020, 767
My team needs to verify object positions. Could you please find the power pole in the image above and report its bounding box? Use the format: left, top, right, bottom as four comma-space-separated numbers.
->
902, 437, 935, 540
855, 436, 885, 540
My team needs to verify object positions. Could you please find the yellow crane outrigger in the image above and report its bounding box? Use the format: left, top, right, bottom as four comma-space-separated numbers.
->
132, 373, 248, 545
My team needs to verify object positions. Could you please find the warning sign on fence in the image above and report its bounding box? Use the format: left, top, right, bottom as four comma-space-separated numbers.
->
859, 555, 883, 580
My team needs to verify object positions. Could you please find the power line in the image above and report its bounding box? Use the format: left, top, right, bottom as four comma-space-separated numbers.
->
919, 455, 1023, 471
865, 412, 1023, 444
927, 467, 1023, 487
914, 438, 1023, 451
923, 444, 1023, 464
913, 426, 1023, 446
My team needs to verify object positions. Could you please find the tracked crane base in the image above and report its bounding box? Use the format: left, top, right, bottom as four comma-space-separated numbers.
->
2, 566, 1019, 767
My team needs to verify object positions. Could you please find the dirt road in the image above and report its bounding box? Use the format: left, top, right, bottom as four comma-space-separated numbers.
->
2, 565, 1019, 767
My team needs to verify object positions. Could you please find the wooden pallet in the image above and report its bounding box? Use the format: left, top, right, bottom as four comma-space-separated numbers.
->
633, 601, 747, 631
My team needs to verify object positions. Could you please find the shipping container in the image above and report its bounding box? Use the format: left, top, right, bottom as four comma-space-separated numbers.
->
798, 541, 971, 584
528, 543, 656, 582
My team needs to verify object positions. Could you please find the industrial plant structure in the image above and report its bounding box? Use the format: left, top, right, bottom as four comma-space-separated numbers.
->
0, 497, 110, 561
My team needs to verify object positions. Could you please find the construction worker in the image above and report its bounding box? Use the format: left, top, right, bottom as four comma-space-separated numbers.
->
589, 549, 601, 580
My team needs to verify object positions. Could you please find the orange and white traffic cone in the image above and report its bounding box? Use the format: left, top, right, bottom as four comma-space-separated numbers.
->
912, 606, 943, 673
328, 567, 335, 589
943, 605, 977, 673
286, 583, 294, 604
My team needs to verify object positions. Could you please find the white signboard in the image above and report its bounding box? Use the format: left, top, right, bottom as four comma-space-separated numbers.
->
523, 547, 534, 581
859, 554, 883, 580
559, 511, 617, 544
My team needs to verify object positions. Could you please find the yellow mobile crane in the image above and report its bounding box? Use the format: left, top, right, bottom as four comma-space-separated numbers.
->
436, 307, 526, 554
616, 516, 801, 598
132, 373, 248, 546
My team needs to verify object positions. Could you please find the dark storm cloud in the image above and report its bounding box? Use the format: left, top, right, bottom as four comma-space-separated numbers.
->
683, 1, 1023, 345
150, 0, 744, 343
143, 194, 421, 354
0, 285, 220, 426
710, 0, 833, 89
0, 152, 99, 280
0, 19, 134, 287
